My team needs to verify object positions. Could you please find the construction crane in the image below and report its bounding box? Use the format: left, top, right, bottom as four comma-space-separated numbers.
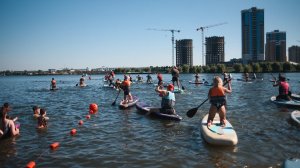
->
147, 28, 180, 66
196, 22, 227, 66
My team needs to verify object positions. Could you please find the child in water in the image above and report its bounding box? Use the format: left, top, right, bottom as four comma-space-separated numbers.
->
37, 108, 47, 129
33, 105, 40, 118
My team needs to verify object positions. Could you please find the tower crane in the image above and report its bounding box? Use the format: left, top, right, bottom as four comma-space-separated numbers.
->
196, 22, 227, 66
147, 28, 180, 66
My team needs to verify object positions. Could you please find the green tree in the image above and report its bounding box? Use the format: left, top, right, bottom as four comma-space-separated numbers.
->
252, 63, 261, 73
233, 64, 243, 73
271, 62, 281, 72
189, 66, 196, 73
282, 62, 294, 72
181, 64, 190, 73
202, 66, 210, 73
216, 64, 226, 73
260, 62, 272, 72
243, 64, 252, 73
209, 65, 216, 73
296, 64, 300, 71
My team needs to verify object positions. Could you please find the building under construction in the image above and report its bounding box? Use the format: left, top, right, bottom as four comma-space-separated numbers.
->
205, 36, 225, 65
176, 39, 193, 66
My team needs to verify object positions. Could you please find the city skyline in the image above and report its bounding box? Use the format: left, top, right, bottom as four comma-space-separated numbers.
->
0, 0, 299, 71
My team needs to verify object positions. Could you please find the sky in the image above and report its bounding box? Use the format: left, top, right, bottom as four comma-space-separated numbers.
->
0, 0, 299, 71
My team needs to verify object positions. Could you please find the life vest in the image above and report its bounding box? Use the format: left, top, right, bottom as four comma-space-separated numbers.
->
161, 91, 175, 109
279, 81, 289, 95
209, 87, 226, 109
122, 80, 131, 87
157, 74, 163, 81
51, 80, 56, 86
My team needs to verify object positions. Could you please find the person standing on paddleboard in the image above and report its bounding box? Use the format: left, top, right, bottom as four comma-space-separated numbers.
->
207, 76, 232, 127
195, 73, 200, 83
79, 75, 85, 86
157, 73, 163, 88
155, 84, 176, 115
146, 74, 152, 83
222, 71, 229, 83
171, 66, 180, 89
51, 78, 57, 89
273, 74, 291, 101
121, 75, 133, 104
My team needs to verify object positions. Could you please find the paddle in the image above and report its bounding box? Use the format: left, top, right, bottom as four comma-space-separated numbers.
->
180, 80, 185, 90
186, 79, 231, 118
111, 90, 121, 106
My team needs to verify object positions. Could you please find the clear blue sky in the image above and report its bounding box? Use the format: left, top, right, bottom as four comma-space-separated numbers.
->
0, 0, 299, 71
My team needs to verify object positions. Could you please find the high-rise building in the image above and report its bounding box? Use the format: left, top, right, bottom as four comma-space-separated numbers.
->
265, 30, 286, 62
176, 39, 193, 66
205, 36, 225, 65
241, 7, 264, 64
289, 45, 300, 63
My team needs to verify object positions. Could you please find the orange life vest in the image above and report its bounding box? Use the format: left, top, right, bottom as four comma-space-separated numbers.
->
209, 87, 225, 97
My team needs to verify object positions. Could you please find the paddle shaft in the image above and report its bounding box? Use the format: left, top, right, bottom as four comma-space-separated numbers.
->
112, 90, 121, 105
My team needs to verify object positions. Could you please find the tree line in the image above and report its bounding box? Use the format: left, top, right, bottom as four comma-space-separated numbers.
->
113, 62, 300, 74
1, 62, 299, 76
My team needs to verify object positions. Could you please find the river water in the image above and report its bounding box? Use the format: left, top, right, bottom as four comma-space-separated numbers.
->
0, 73, 299, 168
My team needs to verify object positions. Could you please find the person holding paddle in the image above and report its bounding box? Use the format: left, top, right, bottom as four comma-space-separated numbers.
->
121, 75, 133, 104
155, 84, 176, 115
157, 73, 163, 88
171, 66, 180, 89
207, 76, 232, 127
195, 73, 200, 83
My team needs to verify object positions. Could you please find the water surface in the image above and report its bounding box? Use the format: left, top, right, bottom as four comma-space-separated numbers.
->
0, 73, 299, 167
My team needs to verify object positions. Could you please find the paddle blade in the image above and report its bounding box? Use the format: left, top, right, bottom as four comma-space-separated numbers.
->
186, 107, 198, 118
181, 85, 185, 90
111, 101, 116, 106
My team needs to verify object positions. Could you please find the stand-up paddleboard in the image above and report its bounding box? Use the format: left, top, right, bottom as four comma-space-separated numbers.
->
136, 102, 182, 121
76, 84, 87, 87
119, 96, 139, 109
270, 96, 300, 107
189, 81, 203, 84
103, 84, 115, 89
50, 88, 58, 91
173, 86, 184, 94
282, 158, 300, 168
201, 113, 238, 146
237, 78, 252, 83
203, 81, 213, 86
291, 93, 300, 101
291, 110, 300, 126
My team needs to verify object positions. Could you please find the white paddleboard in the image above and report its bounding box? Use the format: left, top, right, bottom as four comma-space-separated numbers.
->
291, 110, 300, 126
201, 113, 238, 146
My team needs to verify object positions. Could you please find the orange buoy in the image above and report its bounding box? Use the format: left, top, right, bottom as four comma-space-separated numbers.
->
78, 120, 83, 125
89, 110, 95, 114
26, 161, 36, 168
86, 115, 91, 119
50, 142, 60, 150
70, 129, 77, 135
89, 103, 98, 113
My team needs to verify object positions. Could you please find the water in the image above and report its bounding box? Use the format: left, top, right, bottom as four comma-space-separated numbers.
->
0, 73, 299, 168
